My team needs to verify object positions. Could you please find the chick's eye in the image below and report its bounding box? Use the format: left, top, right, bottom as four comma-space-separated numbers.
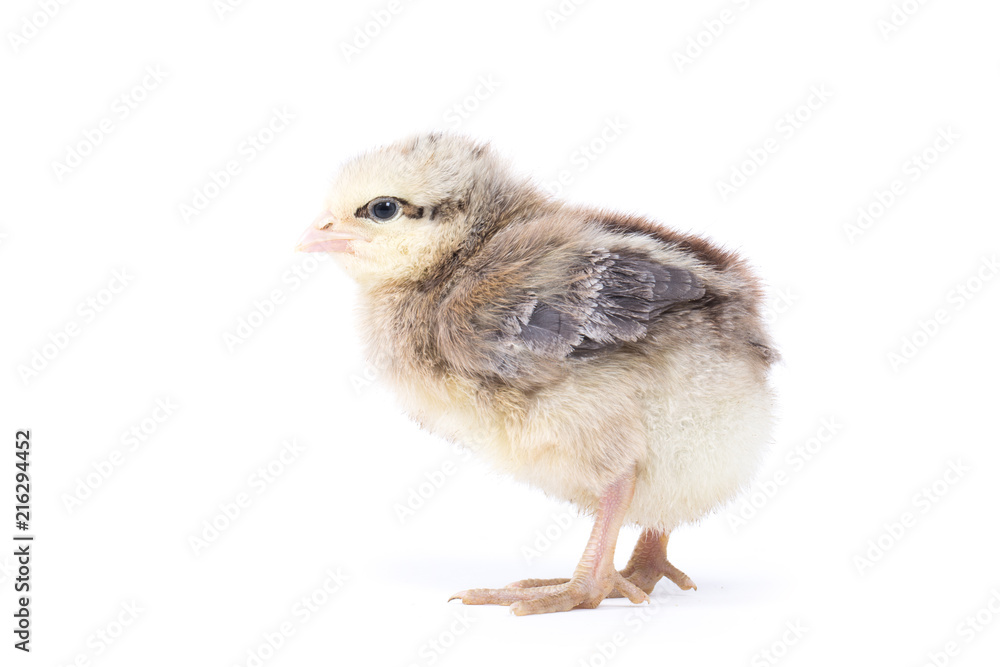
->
370, 198, 399, 221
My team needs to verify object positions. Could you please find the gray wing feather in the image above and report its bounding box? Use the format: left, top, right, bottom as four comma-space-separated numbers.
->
509, 249, 705, 360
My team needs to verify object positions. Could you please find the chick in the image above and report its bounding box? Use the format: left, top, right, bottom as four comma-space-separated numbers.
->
297, 133, 778, 615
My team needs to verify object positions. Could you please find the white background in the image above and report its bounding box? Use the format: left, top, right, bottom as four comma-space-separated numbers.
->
2, 0, 999, 665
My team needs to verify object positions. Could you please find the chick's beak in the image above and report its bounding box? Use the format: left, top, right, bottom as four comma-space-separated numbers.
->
295, 212, 364, 254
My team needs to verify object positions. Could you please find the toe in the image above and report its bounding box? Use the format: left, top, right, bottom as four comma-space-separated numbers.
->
613, 573, 650, 604
506, 577, 570, 589
451, 584, 567, 606
510, 586, 586, 616
663, 563, 697, 591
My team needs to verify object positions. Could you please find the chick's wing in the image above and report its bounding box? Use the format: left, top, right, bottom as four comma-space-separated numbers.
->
437, 243, 706, 382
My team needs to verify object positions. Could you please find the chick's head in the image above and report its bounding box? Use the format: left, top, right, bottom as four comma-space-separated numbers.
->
298, 133, 531, 286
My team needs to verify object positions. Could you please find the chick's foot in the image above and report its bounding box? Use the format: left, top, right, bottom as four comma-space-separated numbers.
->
619, 528, 697, 592
450, 571, 647, 615
449, 470, 647, 615
503, 529, 696, 597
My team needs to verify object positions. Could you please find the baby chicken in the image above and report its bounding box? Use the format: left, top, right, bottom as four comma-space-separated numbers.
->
298, 133, 778, 615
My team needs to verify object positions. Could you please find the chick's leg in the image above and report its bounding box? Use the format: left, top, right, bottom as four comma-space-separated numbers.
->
508, 529, 696, 595
449, 470, 648, 615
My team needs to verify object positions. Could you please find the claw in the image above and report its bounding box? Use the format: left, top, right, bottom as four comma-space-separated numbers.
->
613, 573, 651, 604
